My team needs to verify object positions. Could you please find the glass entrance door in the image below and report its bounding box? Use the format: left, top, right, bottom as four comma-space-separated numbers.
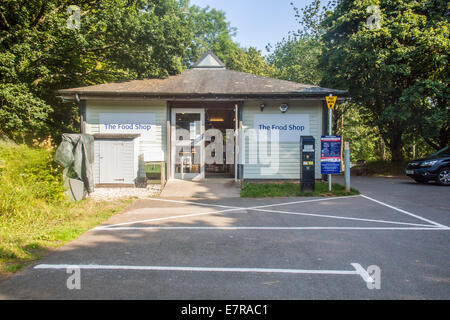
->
171, 108, 205, 180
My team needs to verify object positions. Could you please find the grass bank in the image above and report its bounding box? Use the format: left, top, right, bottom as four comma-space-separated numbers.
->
0, 141, 131, 277
241, 181, 360, 198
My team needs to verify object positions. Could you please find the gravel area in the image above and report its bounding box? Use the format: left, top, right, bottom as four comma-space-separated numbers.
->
88, 184, 161, 201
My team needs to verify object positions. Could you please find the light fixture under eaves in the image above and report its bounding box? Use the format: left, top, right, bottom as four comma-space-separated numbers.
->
260, 103, 266, 112
280, 104, 289, 113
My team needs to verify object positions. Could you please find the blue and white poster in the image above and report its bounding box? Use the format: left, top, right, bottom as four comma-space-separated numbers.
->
321, 136, 341, 174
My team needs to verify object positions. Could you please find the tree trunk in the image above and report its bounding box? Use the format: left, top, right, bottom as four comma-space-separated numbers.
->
390, 130, 403, 162
439, 125, 449, 150
375, 130, 386, 161
380, 136, 386, 161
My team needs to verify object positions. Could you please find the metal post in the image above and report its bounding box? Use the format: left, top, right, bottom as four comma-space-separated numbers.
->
328, 104, 332, 192
181, 156, 184, 180
234, 104, 238, 182
345, 142, 351, 192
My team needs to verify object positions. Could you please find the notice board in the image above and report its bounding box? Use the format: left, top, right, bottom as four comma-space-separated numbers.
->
321, 135, 341, 174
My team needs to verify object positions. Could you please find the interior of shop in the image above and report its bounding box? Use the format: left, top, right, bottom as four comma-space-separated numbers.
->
205, 108, 235, 178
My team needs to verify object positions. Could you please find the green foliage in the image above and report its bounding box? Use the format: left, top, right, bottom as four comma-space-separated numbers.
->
399, 80, 449, 151
187, 6, 275, 77
0, 0, 277, 143
290, 0, 332, 38
186, 4, 238, 66
0, 142, 130, 274
1, 0, 193, 142
240, 182, 359, 198
0, 142, 65, 214
339, 105, 382, 162
227, 47, 277, 77
266, 1, 332, 85
267, 35, 322, 85
320, 0, 449, 159
0, 83, 51, 142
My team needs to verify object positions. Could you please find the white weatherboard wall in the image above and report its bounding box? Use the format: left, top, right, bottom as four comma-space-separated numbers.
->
85, 100, 167, 184
241, 100, 323, 179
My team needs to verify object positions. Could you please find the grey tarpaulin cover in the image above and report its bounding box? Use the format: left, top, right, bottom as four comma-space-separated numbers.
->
54, 134, 94, 193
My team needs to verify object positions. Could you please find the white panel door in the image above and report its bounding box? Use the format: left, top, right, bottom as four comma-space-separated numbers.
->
99, 140, 134, 184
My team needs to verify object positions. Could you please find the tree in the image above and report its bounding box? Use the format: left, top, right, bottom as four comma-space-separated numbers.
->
0, 0, 278, 144
0, 0, 193, 142
267, 35, 322, 85
401, 80, 449, 151
0, 83, 51, 142
227, 47, 276, 78
186, 5, 275, 77
320, 0, 449, 160
266, 1, 332, 85
185, 4, 238, 67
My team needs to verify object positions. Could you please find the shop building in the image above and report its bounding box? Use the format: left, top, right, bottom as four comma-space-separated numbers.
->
58, 52, 346, 186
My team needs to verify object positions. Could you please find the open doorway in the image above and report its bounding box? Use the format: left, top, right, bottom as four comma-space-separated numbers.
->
205, 108, 235, 178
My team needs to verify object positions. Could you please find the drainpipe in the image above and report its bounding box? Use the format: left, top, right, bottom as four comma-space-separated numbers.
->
234, 103, 238, 182
75, 93, 86, 134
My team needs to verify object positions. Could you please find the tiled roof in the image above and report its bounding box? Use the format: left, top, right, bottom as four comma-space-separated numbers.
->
59, 52, 347, 99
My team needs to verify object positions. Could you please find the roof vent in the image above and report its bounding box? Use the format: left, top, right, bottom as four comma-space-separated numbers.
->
192, 50, 226, 69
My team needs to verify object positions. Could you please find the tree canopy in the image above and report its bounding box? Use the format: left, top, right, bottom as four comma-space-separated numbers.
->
1, 0, 193, 142
320, 0, 449, 159
1, 0, 448, 162
0, 0, 278, 143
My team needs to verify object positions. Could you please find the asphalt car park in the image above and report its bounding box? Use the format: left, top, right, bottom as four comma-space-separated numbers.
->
0, 176, 449, 299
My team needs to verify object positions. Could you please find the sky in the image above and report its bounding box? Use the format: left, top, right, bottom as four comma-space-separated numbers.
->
190, 0, 312, 55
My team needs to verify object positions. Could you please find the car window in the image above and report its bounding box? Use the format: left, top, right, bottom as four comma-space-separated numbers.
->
429, 146, 450, 158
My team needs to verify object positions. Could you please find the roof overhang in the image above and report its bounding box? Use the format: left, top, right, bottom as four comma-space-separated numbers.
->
58, 91, 349, 102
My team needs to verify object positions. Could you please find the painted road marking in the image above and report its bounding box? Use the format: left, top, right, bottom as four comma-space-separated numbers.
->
34, 263, 374, 286
144, 195, 361, 210
250, 207, 435, 228
361, 195, 448, 228
94, 208, 241, 229
94, 194, 442, 230
93, 226, 450, 231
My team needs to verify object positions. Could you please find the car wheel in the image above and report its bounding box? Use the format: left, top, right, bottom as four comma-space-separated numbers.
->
437, 168, 450, 186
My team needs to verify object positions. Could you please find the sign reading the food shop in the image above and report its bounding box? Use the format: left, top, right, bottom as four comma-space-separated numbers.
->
99, 113, 156, 139
321, 135, 341, 174
253, 114, 310, 142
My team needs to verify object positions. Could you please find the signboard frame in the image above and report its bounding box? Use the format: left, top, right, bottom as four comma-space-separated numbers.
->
320, 135, 342, 175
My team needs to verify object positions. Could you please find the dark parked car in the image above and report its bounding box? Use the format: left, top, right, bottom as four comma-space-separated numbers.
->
406, 146, 450, 185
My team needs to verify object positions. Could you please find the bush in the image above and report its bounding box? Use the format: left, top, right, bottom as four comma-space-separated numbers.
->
0, 142, 66, 219
0, 141, 130, 275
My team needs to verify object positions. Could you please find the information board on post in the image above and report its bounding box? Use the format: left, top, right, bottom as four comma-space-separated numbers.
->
321, 135, 341, 175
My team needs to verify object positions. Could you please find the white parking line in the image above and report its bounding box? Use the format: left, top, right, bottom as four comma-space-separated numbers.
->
144, 197, 241, 209
361, 195, 448, 228
252, 207, 435, 228
95, 195, 439, 230
94, 208, 241, 230
143, 195, 361, 210
247, 195, 362, 209
93, 226, 449, 231
34, 263, 374, 286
